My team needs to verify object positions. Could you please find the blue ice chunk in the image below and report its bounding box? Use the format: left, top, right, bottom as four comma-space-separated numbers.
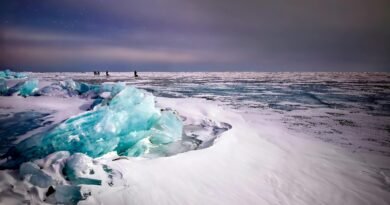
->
62, 80, 82, 96
2, 86, 183, 167
0, 79, 7, 95
39, 83, 73, 97
89, 98, 103, 109
98, 82, 126, 96
124, 140, 149, 157
63, 153, 102, 185
59, 79, 89, 95
19, 162, 53, 188
4, 70, 13, 78
0, 71, 6, 79
19, 79, 39, 97
55, 185, 84, 204
77, 82, 90, 94
39, 80, 87, 97
60, 79, 78, 91
6, 82, 24, 96
124, 111, 183, 156
0, 69, 27, 79
149, 111, 183, 145
39, 80, 85, 97
38, 80, 124, 98
14, 72, 27, 78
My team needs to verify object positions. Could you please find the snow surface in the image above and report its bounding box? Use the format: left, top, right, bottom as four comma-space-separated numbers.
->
0, 72, 389, 205
79, 97, 390, 205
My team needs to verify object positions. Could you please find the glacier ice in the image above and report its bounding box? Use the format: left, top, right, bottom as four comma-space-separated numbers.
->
2, 86, 183, 168
19, 79, 39, 97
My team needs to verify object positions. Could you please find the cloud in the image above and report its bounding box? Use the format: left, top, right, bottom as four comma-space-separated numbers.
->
0, 27, 240, 68
3, 45, 199, 64
2, 27, 100, 43
1, 0, 389, 71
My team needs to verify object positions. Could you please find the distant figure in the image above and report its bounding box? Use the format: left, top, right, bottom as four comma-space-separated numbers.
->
93, 71, 96, 76
134, 70, 138, 77
106, 70, 109, 76
97, 71, 100, 76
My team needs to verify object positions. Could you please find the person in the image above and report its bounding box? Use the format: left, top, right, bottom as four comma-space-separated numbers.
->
134, 70, 138, 77
106, 70, 109, 76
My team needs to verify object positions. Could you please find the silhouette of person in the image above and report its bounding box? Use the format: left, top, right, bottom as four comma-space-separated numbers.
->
134, 70, 138, 77
106, 70, 109, 76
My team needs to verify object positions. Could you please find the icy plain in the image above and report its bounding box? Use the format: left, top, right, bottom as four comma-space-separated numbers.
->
0, 71, 389, 205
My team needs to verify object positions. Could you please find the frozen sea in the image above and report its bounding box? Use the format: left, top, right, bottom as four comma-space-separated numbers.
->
38, 72, 390, 156
0, 72, 390, 205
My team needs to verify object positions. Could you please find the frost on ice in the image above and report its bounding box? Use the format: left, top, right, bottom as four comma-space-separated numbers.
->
2, 86, 183, 168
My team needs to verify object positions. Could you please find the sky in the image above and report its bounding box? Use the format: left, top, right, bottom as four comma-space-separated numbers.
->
0, 0, 389, 72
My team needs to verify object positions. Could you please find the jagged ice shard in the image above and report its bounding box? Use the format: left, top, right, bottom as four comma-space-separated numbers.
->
3, 86, 183, 168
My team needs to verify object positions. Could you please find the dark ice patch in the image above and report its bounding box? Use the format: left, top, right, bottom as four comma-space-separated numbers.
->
0, 111, 53, 155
